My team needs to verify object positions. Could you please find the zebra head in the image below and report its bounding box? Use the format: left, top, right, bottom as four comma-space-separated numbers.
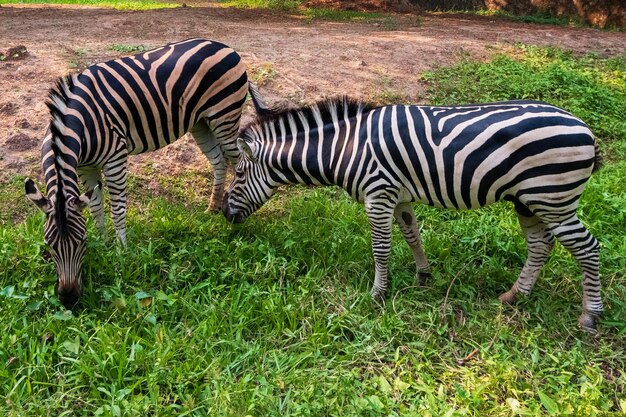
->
25, 178, 98, 308
223, 137, 277, 224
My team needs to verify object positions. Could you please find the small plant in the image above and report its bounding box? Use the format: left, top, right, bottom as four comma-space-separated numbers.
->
301, 7, 387, 23
68, 47, 91, 70
475, 9, 580, 27
218, 0, 300, 10
370, 72, 409, 104
248, 62, 277, 86
108, 44, 149, 54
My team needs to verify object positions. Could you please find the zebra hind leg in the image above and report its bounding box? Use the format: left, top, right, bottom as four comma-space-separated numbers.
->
499, 201, 554, 305
546, 215, 602, 333
393, 202, 431, 285
190, 120, 226, 213
364, 197, 396, 303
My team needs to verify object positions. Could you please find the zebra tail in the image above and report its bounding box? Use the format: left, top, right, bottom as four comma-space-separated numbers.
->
248, 82, 279, 118
592, 141, 603, 174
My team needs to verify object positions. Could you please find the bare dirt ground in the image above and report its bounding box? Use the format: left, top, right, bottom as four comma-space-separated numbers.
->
1, 3, 624, 186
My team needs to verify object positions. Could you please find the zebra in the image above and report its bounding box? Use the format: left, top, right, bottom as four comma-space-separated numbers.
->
25, 38, 249, 308
223, 95, 604, 332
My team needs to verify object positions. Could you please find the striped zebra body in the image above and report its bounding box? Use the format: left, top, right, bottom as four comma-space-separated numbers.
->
224, 97, 603, 332
26, 38, 248, 307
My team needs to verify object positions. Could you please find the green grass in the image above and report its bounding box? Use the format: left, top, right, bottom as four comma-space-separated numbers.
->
218, 0, 393, 23
218, 0, 300, 10
301, 8, 388, 23
108, 44, 150, 54
0, 0, 178, 10
429, 9, 580, 27
2, 45, 626, 415
475, 9, 578, 26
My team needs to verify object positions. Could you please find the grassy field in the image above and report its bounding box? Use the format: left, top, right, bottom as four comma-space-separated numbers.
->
1, 45, 626, 415
0, 0, 178, 9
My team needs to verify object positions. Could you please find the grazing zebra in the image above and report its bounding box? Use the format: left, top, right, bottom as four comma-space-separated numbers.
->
25, 38, 249, 307
223, 95, 603, 332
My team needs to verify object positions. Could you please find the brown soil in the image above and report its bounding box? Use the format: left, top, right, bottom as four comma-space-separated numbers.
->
0, 3, 624, 186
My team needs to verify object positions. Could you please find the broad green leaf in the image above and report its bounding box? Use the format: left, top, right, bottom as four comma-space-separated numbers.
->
26, 300, 42, 311
376, 375, 392, 394
538, 391, 559, 415
53, 310, 73, 321
144, 314, 157, 325
0, 286, 14, 297
62, 339, 79, 355
394, 377, 410, 392
134, 291, 151, 300
366, 395, 384, 410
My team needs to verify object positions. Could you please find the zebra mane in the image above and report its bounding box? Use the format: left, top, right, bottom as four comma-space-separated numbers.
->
46, 74, 78, 235
242, 96, 376, 136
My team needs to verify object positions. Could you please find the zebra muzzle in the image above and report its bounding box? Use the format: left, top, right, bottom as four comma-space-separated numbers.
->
222, 191, 246, 224
57, 283, 82, 309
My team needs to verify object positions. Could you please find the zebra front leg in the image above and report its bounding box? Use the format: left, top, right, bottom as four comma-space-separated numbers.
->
393, 202, 430, 285
499, 204, 554, 305
79, 168, 106, 235
365, 198, 395, 302
547, 216, 602, 333
190, 121, 226, 212
103, 150, 129, 246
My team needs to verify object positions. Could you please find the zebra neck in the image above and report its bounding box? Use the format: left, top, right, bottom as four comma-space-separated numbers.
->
42, 133, 82, 201
266, 115, 366, 188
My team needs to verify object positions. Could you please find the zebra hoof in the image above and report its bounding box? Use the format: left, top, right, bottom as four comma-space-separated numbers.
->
417, 271, 431, 286
498, 289, 517, 305
370, 287, 386, 305
578, 311, 599, 335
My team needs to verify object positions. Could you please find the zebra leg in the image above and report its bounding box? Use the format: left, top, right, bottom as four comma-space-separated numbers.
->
103, 150, 129, 246
499, 203, 554, 305
190, 121, 226, 213
79, 167, 106, 234
365, 198, 396, 302
393, 202, 430, 285
547, 216, 602, 333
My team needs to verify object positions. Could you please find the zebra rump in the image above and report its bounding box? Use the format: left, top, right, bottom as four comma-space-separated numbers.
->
224, 95, 603, 332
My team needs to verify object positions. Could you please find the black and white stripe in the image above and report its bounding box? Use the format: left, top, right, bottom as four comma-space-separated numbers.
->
26, 38, 249, 307
224, 95, 603, 332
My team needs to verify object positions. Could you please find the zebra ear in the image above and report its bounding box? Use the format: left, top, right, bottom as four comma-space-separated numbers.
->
237, 138, 258, 162
25, 178, 52, 213
74, 182, 101, 211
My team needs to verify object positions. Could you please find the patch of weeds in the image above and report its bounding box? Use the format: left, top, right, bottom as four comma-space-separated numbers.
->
2, 46, 28, 61
248, 62, 277, 86
68, 47, 91, 70
429, 9, 582, 28
108, 44, 149, 54
301, 7, 387, 23
475, 9, 580, 26
370, 72, 408, 104
0, 176, 38, 226
218, 0, 300, 10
